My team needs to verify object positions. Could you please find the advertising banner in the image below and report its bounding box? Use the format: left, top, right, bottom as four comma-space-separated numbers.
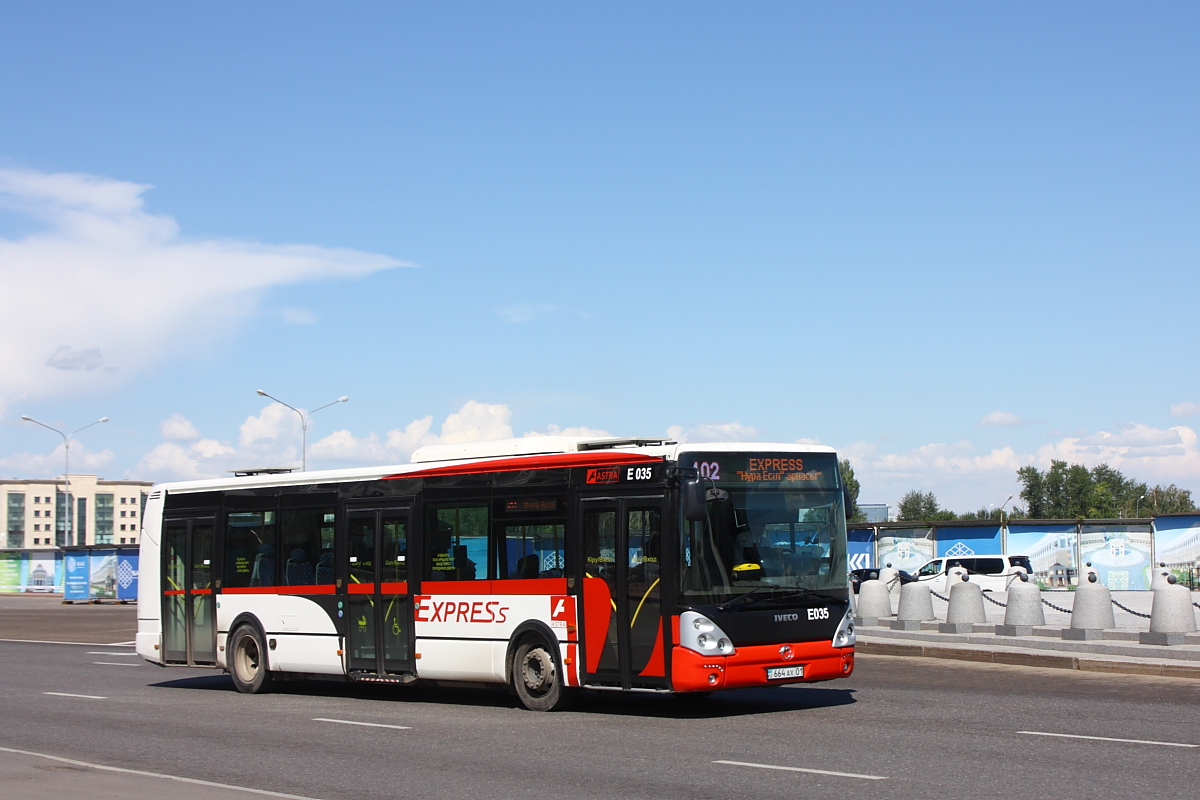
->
936, 525, 1002, 558
0, 552, 20, 592
877, 528, 934, 573
1079, 524, 1152, 591
1006, 525, 1077, 589
116, 550, 139, 601
1153, 515, 1200, 583
90, 549, 117, 599
847, 528, 875, 571
64, 552, 90, 600
24, 554, 59, 592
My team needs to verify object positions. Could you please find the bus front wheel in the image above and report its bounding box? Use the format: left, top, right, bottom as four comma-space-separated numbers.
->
228, 624, 274, 694
512, 639, 575, 712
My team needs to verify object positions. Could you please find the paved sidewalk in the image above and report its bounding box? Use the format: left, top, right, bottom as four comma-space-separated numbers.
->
855, 588, 1200, 679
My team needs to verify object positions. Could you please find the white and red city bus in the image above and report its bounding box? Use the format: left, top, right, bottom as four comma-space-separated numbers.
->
136, 436, 855, 710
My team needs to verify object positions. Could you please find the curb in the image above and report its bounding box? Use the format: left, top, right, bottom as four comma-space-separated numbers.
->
855, 640, 1200, 680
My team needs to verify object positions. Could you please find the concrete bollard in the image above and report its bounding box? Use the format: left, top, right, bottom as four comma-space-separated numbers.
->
1079, 561, 1099, 583
855, 579, 893, 626
939, 575, 986, 633
997, 573, 1045, 636
1062, 572, 1115, 640
944, 565, 968, 594
1149, 563, 1173, 592
892, 581, 936, 630
1140, 576, 1199, 645
878, 564, 901, 597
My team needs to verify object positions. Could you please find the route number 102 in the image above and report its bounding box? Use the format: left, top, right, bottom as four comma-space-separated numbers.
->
693, 461, 720, 480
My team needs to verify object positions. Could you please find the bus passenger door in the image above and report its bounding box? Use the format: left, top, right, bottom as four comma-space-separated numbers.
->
344, 506, 412, 676
162, 517, 217, 666
580, 496, 666, 689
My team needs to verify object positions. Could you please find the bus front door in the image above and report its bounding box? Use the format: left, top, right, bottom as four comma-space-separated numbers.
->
344, 507, 413, 676
580, 496, 666, 689
162, 517, 217, 666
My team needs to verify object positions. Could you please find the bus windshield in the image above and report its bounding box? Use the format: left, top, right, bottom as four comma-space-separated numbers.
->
679, 488, 848, 605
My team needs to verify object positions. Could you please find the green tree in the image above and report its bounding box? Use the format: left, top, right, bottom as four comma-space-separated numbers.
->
897, 490, 954, 521
1015, 461, 1195, 518
838, 459, 865, 522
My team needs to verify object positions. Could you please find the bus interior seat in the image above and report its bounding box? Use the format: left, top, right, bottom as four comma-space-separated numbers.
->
516, 554, 539, 579
315, 551, 334, 585
250, 545, 275, 587
286, 548, 314, 586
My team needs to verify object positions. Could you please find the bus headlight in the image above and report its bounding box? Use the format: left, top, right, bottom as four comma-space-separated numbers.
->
832, 606, 856, 648
681, 611, 735, 656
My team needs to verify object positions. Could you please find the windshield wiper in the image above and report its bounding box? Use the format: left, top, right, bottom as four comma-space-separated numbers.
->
720, 588, 848, 610
717, 584, 772, 611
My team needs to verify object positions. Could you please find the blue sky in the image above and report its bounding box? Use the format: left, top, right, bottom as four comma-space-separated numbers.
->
1, 3, 1198, 512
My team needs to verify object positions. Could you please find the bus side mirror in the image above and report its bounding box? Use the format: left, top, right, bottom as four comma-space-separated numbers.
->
682, 477, 707, 522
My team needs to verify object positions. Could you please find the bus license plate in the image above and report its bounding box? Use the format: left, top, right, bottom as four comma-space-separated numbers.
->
767, 666, 804, 680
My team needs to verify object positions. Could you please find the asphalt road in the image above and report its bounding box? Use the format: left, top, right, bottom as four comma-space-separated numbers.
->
2, 633, 1198, 800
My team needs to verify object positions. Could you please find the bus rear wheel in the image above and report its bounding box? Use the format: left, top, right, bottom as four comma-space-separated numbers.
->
512, 639, 575, 712
228, 625, 273, 694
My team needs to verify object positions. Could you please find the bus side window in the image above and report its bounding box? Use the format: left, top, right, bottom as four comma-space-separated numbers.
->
280, 507, 335, 586
226, 511, 277, 588
425, 503, 489, 581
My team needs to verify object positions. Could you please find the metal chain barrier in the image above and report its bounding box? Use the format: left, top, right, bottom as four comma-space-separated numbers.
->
930, 589, 950, 602
982, 593, 1007, 608
1110, 598, 1152, 619
1041, 597, 1072, 614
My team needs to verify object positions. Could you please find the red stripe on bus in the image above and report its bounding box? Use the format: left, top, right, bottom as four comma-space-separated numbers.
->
191, 588, 213, 595
582, 576, 613, 673
163, 590, 184, 596
348, 583, 375, 595
382, 451, 661, 480
637, 620, 665, 677
380, 582, 408, 594
222, 585, 336, 595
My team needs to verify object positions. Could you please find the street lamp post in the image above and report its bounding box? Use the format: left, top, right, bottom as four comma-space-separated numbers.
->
255, 390, 349, 471
19, 415, 108, 547
1137, 494, 1146, 518
996, 494, 1013, 525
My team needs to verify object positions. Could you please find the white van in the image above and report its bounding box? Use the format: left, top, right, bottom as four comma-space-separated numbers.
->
914, 555, 1033, 593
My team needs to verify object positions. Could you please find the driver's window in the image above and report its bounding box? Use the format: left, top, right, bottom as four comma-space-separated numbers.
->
918, 560, 941, 577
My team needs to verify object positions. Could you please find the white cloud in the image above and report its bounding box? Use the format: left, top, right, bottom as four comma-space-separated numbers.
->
1170, 401, 1200, 418
524, 424, 611, 439
160, 413, 201, 442
666, 421, 760, 443
1035, 423, 1200, 480
978, 411, 1029, 428
0, 167, 405, 407
45, 345, 106, 372
0, 440, 115, 478
439, 401, 514, 443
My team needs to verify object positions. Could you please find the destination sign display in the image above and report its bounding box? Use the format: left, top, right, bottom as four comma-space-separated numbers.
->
681, 452, 840, 489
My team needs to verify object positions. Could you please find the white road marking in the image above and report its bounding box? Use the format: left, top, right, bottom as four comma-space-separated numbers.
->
1018, 731, 1197, 748
43, 692, 107, 699
714, 760, 887, 780
87, 652, 139, 656
93, 661, 141, 666
312, 717, 412, 730
0, 746, 326, 799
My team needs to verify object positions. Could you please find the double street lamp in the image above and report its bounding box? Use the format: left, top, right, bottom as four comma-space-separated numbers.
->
255, 390, 349, 471
19, 415, 109, 546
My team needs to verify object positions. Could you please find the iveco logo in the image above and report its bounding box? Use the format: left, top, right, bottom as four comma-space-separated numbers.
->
774, 613, 799, 622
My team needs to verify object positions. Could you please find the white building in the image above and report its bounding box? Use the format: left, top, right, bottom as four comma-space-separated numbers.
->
2, 475, 153, 549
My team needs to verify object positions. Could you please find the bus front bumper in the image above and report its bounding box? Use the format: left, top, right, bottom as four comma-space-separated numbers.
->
671, 641, 854, 692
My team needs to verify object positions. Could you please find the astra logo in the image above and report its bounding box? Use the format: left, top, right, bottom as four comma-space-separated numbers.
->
586, 467, 620, 484
774, 613, 799, 622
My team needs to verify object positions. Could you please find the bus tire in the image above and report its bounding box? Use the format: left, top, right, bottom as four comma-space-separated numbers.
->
511, 638, 575, 712
228, 624, 273, 694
